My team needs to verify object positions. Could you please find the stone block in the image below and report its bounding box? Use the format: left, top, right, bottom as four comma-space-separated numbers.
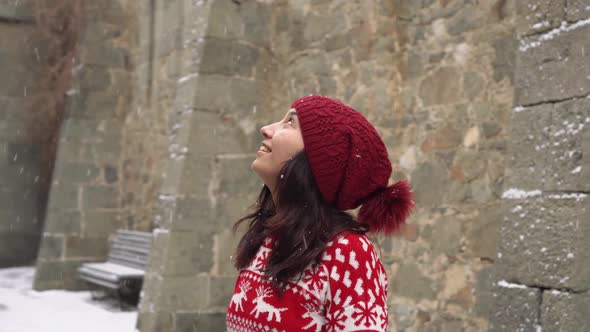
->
159, 231, 204, 276
393, 262, 437, 300
54, 162, 100, 184
410, 161, 450, 207
208, 276, 236, 309
187, 110, 245, 157
488, 284, 541, 332
0, 65, 35, 97
67, 92, 120, 119
158, 196, 212, 232
492, 34, 516, 83
44, 210, 82, 234
0, 1, 33, 21
79, 66, 112, 92
541, 290, 590, 332
447, 4, 484, 35
64, 235, 109, 259
504, 105, 551, 191
545, 98, 589, 191
516, 0, 565, 36
135, 311, 174, 332
474, 266, 495, 318
467, 205, 501, 259
46, 184, 80, 211
229, 78, 258, 111
82, 186, 119, 209
517, 25, 590, 105
190, 75, 232, 111
241, 1, 271, 46
217, 157, 261, 195
33, 260, 89, 290
419, 66, 462, 106
139, 274, 209, 311
82, 211, 122, 237
200, 38, 259, 77
206, 0, 243, 40
37, 234, 64, 260
178, 156, 212, 197
430, 216, 462, 257
566, 0, 590, 21
498, 195, 590, 291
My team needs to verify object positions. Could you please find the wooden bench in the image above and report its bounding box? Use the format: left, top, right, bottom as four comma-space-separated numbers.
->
78, 230, 152, 306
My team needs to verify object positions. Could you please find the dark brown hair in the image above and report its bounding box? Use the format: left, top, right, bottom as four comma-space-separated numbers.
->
233, 150, 368, 293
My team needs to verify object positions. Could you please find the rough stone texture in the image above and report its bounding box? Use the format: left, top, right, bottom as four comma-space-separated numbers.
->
33, 0, 135, 290
9, 0, 590, 331
494, 1, 590, 331
516, 24, 590, 106
498, 195, 589, 291
541, 290, 590, 332
488, 285, 541, 332
0, 1, 46, 267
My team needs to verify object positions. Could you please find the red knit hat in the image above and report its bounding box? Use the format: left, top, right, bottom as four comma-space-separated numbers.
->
292, 95, 414, 234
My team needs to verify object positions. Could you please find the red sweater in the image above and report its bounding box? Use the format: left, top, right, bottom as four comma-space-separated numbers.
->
226, 232, 388, 331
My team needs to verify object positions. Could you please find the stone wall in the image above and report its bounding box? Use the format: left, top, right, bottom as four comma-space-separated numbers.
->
270, 0, 515, 330
136, 0, 274, 330
0, 1, 47, 267
137, 0, 517, 330
33, 0, 136, 290
490, 1, 590, 331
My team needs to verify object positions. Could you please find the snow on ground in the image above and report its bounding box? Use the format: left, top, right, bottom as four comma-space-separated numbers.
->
0, 267, 137, 332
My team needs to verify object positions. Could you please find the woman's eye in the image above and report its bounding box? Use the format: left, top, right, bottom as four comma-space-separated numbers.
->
286, 118, 294, 126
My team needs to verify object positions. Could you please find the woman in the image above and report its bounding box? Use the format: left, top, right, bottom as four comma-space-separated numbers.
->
226, 95, 414, 332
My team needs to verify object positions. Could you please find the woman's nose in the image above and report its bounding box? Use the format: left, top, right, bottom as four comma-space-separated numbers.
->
260, 124, 273, 139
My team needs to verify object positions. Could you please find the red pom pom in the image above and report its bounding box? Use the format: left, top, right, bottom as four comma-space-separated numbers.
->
358, 180, 415, 234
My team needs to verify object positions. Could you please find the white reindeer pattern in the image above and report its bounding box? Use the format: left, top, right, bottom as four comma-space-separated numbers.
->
250, 286, 287, 322
230, 281, 251, 312
301, 303, 326, 332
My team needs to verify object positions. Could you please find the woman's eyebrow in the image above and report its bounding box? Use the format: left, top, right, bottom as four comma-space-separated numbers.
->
288, 109, 297, 116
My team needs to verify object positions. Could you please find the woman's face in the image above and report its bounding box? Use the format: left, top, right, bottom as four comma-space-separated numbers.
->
251, 108, 304, 190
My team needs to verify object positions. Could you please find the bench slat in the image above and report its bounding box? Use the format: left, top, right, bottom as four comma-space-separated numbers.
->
78, 230, 152, 293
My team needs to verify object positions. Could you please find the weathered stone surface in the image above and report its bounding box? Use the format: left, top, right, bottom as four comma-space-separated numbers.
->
492, 35, 516, 83
498, 195, 590, 291
489, 284, 541, 332
0, 1, 33, 21
82, 186, 119, 209
516, 25, 590, 105
82, 211, 121, 236
242, 1, 272, 46
565, 0, 590, 21
467, 205, 501, 259
187, 110, 246, 156
393, 263, 437, 300
54, 162, 100, 184
140, 274, 209, 311
44, 210, 82, 234
419, 67, 462, 106
411, 161, 450, 207
474, 266, 495, 318
37, 234, 64, 260
33, 260, 88, 291
541, 290, 590, 332
430, 216, 462, 257
209, 276, 236, 309
545, 98, 588, 191
64, 235, 109, 258
0, 233, 40, 267
504, 105, 551, 191
516, 0, 565, 36
206, 0, 243, 40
